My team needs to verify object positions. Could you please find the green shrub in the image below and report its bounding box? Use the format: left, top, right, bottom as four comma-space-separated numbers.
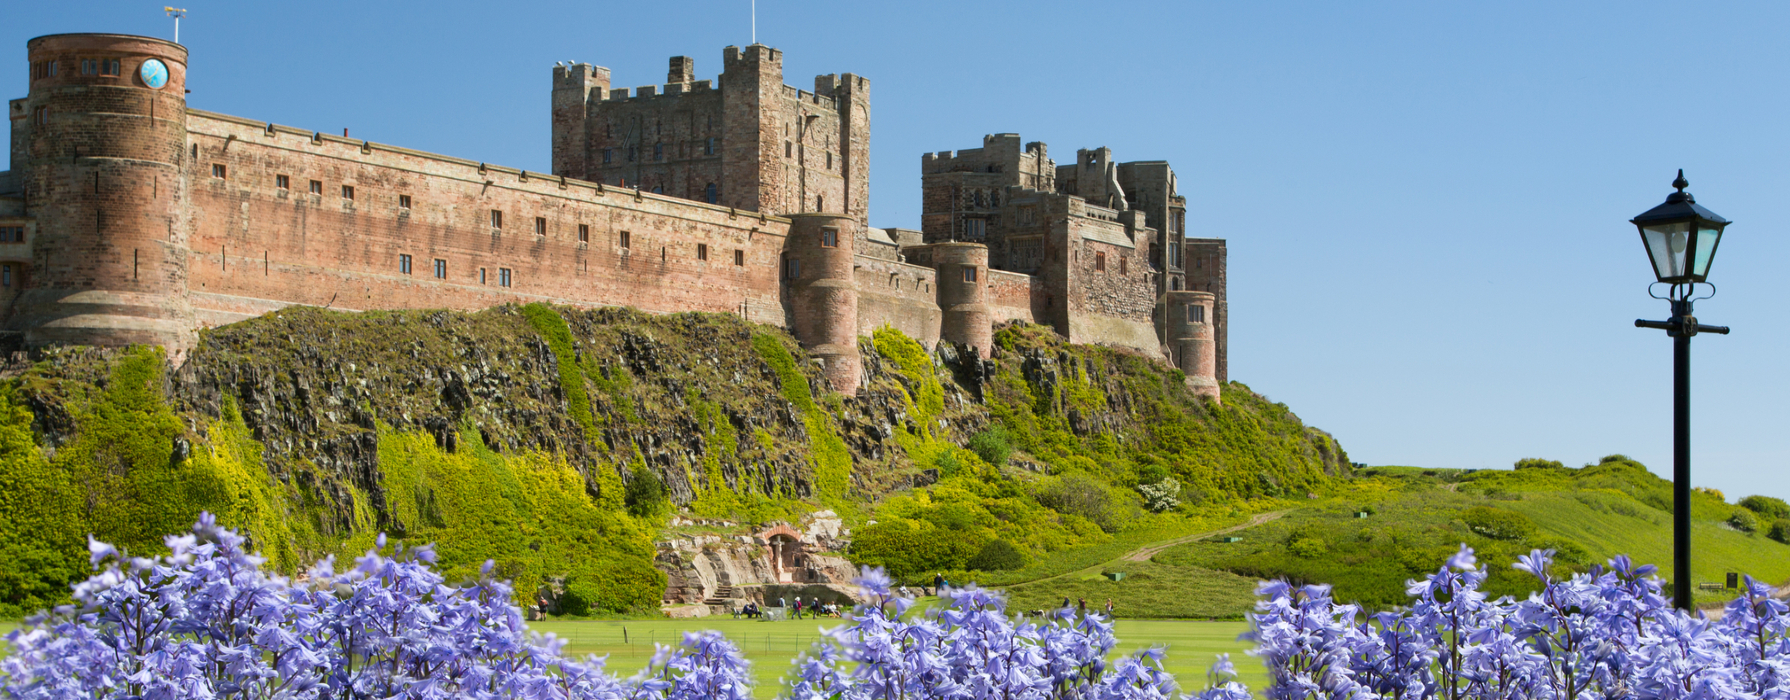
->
1288, 537, 1329, 558
1741, 495, 1790, 521
936, 449, 966, 478
625, 467, 666, 518
967, 427, 1011, 468
560, 581, 602, 617
1730, 509, 1760, 533
1462, 506, 1537, 541
966, 538, 1026, 571
1035, 474, 1123, 533
1769, 519, 1790, 545
1514, 458, 1565, 470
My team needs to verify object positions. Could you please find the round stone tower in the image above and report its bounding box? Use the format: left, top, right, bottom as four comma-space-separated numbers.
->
10, 34, 196, 351
784, 213, 861, 395
932, 242, 992, 358
1166, 290, 1219, 402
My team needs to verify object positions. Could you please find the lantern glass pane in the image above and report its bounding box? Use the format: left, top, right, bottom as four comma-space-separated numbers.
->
1642, 222, 1692, 281
1692, 225, 1722, 278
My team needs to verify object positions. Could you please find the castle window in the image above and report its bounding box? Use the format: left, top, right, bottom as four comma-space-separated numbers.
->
1018, 206, 1035, 225
309, 180, 323, 195
627, 146, 637, 162
734, 249, 744, 266
534, 217, 547, 236
1, 264, 10, 287
704, 183, 718, 204
704, 137, 715, 156
499, 268, 512, 287
399, 254, 412, 275
962, 266, 977, 283
1095, 251, 1106, 272
275, 175, 290, 190
490, 210, 503, 229
697, 243, 709, 261
826, 152, 833, 170
479, 268, 487, 285
1170, 277, 1181, 291
784, 257, 801, 280
32, 107, 46, 127
816, 195, 824, 212
652, 186, 663, 194
653, 142, 664, 160
964, 219, 986, 239
619, 230, 631, 251
1120, 256, 1128, 275
211, 164, 227, 179
101, 59, 120, 76
1187, 304, 1204, 323
820, 229, 838, 248
991, 191, 1000, 208
602, 148, 613, 164
0, 227, 22, 242
341, 185, 354, 201
433, 259, 446, 279
81, 59, 98, 75
399, 194, 412, 209
578, 224, 589, 242
785, 141, 792, 158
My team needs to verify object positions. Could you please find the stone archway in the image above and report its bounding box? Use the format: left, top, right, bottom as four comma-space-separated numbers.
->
759, 524, 806, 583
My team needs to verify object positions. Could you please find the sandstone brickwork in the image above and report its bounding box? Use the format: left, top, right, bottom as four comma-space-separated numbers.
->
2, 34, 1225, 400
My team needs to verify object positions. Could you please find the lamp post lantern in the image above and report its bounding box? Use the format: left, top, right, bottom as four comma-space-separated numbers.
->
1630, 170, 1731, 612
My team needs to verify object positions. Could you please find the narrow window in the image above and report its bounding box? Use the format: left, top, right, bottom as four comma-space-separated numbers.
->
1095, 251, 1106, 272
653, 142, 664, 160
341, 185, 354, 200
32, 107, 46, 127
399, 254, 412, 275
2, 264, 11, 287
578, 224, 589, 242
602, 148, 613, 164
627, 146, 637, 162
309, 180, 323, 195
534, 217, 547, 236
479, 267, 487, 285
826, 152, 833, 170
433, 259, 447, 279
102, 59, 120, 76
619, 230, 631, 251
697, 243, 708, 261
963, 266, 977, 283
81, 59, 97, 75
211, 164, 226, 179
785, 257, 801, 280
785, 141, 792, 158
734, 249, 744, 266
704, 183, 718, 204
499, 268, 512, 287
704, 137, 715, 156
816, 195, 824, 212
399, 194, 412, 209
275, 175, 290, 189
490, 210, 503, 229
820, 229, 837, 248
1120, 256, 1128, 275
1188, 304, 1205, 323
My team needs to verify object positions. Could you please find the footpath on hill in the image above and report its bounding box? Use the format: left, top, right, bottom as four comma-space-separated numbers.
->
1001, 510, 1288, 592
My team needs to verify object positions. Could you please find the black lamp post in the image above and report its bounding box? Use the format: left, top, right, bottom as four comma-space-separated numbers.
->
1630, 170, 1731, 612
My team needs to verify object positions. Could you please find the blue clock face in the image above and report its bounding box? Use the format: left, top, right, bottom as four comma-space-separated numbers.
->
140, 59, 169, 89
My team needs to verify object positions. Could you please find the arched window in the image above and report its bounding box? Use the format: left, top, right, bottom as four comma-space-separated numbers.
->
816, 195, 824, 212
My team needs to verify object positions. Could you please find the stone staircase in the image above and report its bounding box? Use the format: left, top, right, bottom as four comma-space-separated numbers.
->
702, 585, 744, 607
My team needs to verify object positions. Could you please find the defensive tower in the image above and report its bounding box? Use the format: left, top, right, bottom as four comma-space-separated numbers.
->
784, 212, 861, 395
9, 34, 196, 350
931, 242, 992, 358
1166, 289, 1219, 402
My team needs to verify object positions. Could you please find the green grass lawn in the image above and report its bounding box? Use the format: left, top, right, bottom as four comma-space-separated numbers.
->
1004, 560, 1259, 619
534, 617, 1259, 698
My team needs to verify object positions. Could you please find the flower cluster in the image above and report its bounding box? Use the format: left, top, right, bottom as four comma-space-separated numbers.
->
0, 513, 749, 700
1249, 543, 1790, 699
781, 567, 1248, 700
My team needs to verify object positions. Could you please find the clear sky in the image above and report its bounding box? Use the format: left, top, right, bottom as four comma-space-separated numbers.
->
8, 1, 1789, 501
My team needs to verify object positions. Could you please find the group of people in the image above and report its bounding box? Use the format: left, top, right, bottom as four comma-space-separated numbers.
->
731, 597, 844, 620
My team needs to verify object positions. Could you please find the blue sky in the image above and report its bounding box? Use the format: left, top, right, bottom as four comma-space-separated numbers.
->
8, 1, 1789, 501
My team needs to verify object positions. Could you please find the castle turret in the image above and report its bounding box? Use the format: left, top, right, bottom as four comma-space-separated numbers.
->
551, 62, 609, 180
10, 34, 196, 351
784, 213, 860, 394
1166, 290, 1219, 402
931, 242, 992, 358
722, 44, 784, 215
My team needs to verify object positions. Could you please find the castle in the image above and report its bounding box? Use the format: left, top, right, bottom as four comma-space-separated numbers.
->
0, 34, 1226, 400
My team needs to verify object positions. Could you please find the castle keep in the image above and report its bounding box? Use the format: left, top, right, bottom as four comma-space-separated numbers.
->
0, 34, 1226, 400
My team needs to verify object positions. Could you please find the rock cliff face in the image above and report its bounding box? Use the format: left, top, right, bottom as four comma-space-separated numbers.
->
0, 304, 1348, 616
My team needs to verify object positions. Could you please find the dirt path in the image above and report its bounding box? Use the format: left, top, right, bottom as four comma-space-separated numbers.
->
1007, 510, 1287, 590
1122, 510, 1287, 562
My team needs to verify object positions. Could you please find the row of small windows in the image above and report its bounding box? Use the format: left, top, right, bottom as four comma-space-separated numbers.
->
397, 254, 515, 287
31, 59, 124, 79
601, 137, 718, 165
0, 226, 24, 243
